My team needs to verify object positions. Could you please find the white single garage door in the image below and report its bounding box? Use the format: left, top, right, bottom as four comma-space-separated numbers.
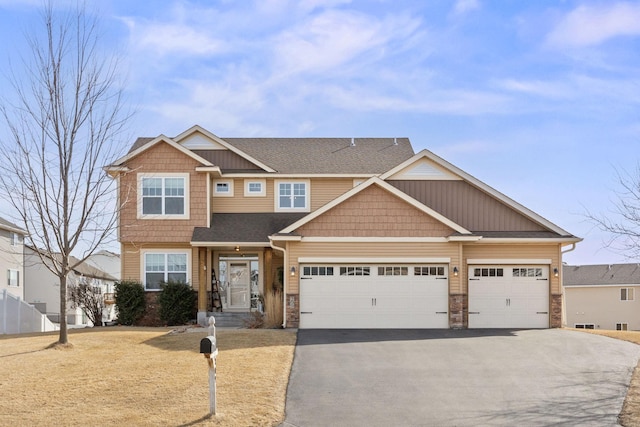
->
299, 264, 449, 329
468, 266, 549, 328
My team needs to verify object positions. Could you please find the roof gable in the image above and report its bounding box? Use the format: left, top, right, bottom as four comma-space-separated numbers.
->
109, 135, 214, 169
383, 150, 574, 237
384, 157, 461, 181
280, 177, 470, 235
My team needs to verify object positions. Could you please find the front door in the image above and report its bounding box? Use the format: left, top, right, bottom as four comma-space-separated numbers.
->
228, 261, 250, 309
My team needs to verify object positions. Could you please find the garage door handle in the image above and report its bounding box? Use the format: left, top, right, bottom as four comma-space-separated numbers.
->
301, 277, 312, 280
469, 311, 480, 314
436, 311, 448, 314
301, 311, 312, 314
469, 278, 480, 281
537, 312, 548, 314
537, 278, 548, 281
436, 277, 448, 280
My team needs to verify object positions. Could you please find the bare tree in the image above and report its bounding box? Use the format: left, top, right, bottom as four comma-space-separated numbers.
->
585, 163, 640, 260
68, 277, 106, 327
0, 3, 130, 345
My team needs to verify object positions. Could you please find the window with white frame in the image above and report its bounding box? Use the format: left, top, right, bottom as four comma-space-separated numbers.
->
214, 180, 233, 197
616, 323, 629, 331
10, 232, 20, 246
143, 252, 188, 290
244, 179, 265, 197
621, 288, 635, 301
277, 181, 308, 211
139, 174, 188, 218
7, 269, 19, 287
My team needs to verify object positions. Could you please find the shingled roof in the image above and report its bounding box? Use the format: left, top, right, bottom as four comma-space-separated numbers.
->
192, 213, 307, 243
0, 216, 26, 234
128, 135, 415, 174
563, 264, 640, 286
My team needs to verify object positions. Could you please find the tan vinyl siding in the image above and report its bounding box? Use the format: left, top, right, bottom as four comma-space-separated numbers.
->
297, 184, 454, 238
286, 241, 460, 294
462, 244, 561, 293
565, 286, 640, 330
120, 243, 199, 288
212, 178, 354, 213
388, 180, 546, 232
119, 142, 208, 243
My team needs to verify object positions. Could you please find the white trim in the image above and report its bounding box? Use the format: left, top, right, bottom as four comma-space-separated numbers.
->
280, 177, 470, 235
381, 149, 574, 236
111, 135, 214, 168
7, 269, 19, 287
213, 179, 234, 197
206, 173, 211, 228
173, 125, 276, 173
477, 238, 582, 244
140, 249, 191, 291
275, 179, 310, 212
190, 241, 270, 247
244, 179, 266, 197
564, 283, 640, 288
223, 173, 375, 178
294, 236, 450, 243
137, 173, 190, 220
298, 257, 451, 264
269, 235, 303, 242
467, 259, 552, 265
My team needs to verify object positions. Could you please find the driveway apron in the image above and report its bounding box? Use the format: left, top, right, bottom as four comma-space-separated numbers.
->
281, 329, 640, 427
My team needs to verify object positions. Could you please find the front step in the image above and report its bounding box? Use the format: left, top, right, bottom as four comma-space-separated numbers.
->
207, 312, 254, 328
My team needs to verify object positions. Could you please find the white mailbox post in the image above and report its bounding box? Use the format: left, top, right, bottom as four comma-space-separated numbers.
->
199, 316, 218, 415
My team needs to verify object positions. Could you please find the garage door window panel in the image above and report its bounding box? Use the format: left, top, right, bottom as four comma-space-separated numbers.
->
340, 266, 370, 276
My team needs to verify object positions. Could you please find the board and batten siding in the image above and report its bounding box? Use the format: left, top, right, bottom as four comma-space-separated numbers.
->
388, 180, 547, 232
286, 241, 461, 295
120, 243, 200, 289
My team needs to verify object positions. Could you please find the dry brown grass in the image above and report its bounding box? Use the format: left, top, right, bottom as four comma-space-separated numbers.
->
0, 327, 297, 426
569, 328, 640, 426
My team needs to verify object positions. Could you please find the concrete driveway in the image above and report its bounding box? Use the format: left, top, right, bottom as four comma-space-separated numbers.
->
281, 329, 640, 427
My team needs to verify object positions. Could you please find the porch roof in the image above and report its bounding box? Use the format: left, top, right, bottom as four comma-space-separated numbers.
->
192, 213, 307, 243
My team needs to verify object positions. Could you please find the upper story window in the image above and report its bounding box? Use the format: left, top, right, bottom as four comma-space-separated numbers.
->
7, 269, 19, 287
10, 232, 20, 246
138, 173, 189, 219
244, 179, 266, 197
276, 180, 309, 211
621, 288, 634, 301
213, 180, 234, 197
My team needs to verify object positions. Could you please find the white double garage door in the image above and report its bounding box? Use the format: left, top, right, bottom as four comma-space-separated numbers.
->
299, 263, 549, 329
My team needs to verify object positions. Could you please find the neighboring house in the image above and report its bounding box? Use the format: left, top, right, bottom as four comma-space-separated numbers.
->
564, 264, 640, 331
106, 125, 580, 329
85, 250, 121, 282
24, 246, 117, 326
0, 216, 26, 299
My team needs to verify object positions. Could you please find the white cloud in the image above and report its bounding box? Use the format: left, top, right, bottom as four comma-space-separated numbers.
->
453, 0, 480, 15
498, 79, 573, 99
546, 2, 640, 48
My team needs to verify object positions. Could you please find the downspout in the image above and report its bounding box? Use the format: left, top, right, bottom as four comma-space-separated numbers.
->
269, 239, 287, 328
559, 243, 576, 328
561, 243, 577, 255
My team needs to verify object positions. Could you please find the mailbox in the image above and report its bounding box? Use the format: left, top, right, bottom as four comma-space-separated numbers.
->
200, 336, 218, 357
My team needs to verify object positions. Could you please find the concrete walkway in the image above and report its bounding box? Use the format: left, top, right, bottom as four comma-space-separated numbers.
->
281, 329, 640, 426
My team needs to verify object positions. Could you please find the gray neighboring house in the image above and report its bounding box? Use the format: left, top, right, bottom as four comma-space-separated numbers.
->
564, 264, 640, 331
0, 216, 26, 299
24, 246, 118, 326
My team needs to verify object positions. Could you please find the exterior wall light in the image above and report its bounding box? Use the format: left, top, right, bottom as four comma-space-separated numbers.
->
453, 266, 459, 277
235, 245, 240, 252
553, 267, 559, 277
290, 266, 296, 276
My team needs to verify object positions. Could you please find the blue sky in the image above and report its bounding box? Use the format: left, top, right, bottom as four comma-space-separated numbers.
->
0, 0, 639, 265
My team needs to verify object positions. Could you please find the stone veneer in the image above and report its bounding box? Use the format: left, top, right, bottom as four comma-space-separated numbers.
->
550, 294, 562, 328
449, 294, 467, 329
286, 294, 300, 328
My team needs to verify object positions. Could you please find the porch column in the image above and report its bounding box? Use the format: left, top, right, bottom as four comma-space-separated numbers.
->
197, 247, 208, 326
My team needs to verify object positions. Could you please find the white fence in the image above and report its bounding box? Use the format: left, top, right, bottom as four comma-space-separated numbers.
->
1, 289, 58, 334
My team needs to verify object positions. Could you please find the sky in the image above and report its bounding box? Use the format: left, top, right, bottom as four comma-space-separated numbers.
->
0, 0, 638, 266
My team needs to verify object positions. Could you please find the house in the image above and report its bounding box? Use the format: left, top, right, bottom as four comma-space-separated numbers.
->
85, 250, 121, 282
564, 264, 640, 331
106, 125, 580, 329
24, 246, 117, 326
0, 216, 26, 299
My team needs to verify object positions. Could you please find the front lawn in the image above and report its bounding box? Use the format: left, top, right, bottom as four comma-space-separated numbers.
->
0, 327, 297, 426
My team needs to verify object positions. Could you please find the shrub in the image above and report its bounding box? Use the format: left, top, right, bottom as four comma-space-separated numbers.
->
158, 281, 197, 326
114, 280, 146, 326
